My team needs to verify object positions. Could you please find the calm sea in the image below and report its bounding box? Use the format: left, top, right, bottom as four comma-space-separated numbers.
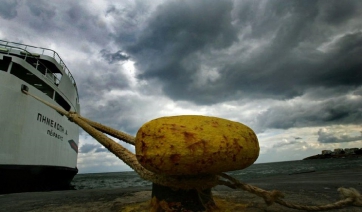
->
71, 158, 362, 190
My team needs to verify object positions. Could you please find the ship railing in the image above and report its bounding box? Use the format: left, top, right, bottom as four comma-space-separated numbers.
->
0, 40, 77, 86
0, 40, 79, 100
0, 43, 62, 85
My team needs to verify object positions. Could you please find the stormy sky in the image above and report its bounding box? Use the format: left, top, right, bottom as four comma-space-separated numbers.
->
1, 0, 361, 173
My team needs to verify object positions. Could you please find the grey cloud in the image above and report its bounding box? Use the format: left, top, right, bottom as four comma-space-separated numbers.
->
107, 1, 151, 46
354, 87, 362, 96
100, 49, 129, 64
10, 0, 111, 46
26, 1, 56, 20
254, 88, 362, 132
95, 147, 109, 153
82, 73, 129, 93
319, 0, 360, 25
217, 25, 362, 102
0, 0, 19, 19
80, 143, 109, 153
71, 59, 136, 136
272, 140, 306, 148
80, 97, 143, 136
127, 0, 237, 54
74, 59, 131, 100
106, 5, 117, 15
119, 0, 362, 105
123, 0, 238, 103
318, 129, 362, 143
106, 2, 146, 26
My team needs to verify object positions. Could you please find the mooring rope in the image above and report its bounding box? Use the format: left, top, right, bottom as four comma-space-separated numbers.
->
218, 173, 362, 210
78, 116, 135, 145
22, 89, 362, 211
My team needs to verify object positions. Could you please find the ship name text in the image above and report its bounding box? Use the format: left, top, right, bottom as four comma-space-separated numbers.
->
37, 113, 68, 141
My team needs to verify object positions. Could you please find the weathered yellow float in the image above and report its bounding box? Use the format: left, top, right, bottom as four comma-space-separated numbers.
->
136, 115, 259, 175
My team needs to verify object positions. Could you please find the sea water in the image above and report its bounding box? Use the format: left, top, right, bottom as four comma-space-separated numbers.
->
71, 158, 362, 190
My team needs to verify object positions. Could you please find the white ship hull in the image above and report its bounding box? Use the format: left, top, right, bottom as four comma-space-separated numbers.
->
0, 40, 80, 193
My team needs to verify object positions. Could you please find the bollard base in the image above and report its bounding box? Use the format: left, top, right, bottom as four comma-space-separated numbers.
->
151, 183, 216, 211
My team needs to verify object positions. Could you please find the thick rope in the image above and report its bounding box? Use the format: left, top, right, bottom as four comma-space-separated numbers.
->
218, 173, 284, 206
218, 173, 362, 211
22, 90, 69, 116
78, 116, 135, 145
22, 89, 362, 210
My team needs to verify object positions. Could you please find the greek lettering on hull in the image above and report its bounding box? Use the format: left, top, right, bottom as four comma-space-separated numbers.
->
37, 113, 67, 141
47, 129, 63, 141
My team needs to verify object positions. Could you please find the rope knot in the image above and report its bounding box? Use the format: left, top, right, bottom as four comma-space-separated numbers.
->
338, 187, 362, 206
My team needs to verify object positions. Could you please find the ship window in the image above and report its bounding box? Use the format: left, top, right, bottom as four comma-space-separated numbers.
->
0, 56, 11, 72
10, 63, 54, 98
54, 92, 71, 111
25, 57, 39, 69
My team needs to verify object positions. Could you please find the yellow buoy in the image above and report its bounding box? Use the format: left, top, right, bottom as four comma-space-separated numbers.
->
135, 115, 259, 175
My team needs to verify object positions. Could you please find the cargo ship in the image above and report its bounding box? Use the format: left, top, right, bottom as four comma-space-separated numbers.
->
0, 40, 80, 193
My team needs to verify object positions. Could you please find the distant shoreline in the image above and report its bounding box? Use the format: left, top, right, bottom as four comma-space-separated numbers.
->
303, 153, 362, 160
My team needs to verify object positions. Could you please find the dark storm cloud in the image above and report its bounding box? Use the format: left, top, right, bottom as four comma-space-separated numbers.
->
0, 0, 19, 19
127, 0, 237, 54
100, 49, 129, 64
219, 33, 362, 101
319, 0, 360, 25
254, 89, 362, 131
124, 0, 238, 102
107, 1, 151, 46
61, 3, 110, 45
318, 130, 362, 143
214, 1, 362, 102
122, 0, 362, 105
